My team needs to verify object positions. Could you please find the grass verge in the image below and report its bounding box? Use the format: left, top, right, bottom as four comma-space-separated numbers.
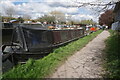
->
3, 30, 102, 78
104, 30, 120, 78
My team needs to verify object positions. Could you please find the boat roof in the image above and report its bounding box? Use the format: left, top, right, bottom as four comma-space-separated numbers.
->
19, 24, 48, 30
18, 23, 83, 31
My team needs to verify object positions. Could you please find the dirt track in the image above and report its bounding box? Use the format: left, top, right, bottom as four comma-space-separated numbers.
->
51, 30, 110, 78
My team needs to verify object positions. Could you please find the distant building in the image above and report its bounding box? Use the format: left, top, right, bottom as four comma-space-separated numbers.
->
112, 1, 120, 31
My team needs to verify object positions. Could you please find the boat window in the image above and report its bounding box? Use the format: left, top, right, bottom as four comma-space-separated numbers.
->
12, 30, 20, 44
22, 29, 49, 49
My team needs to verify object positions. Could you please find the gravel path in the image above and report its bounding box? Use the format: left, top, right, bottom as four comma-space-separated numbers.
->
51, 30, 110, 78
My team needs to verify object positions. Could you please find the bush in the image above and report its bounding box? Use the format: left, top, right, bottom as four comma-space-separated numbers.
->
105, 30, 120, 78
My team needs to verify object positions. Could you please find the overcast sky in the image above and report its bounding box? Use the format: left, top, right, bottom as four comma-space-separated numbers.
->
0, 0, 118, 22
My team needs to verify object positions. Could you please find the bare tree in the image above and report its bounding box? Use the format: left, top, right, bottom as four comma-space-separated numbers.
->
71, 0, 119, 13
4, 7, 16, 17
23, 14, 31, 20
50, 11, 66, 23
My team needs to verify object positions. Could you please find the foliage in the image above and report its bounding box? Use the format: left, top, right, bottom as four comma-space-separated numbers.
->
37, 15, 55, 24
50, 11, 66, 23
104, 30, 120, 78
2, 16, 16, 22
66, 20, 97, 25
17, 17, 24, 23
66, 21, 77, 25
79, 19, 96, 25
3, 30, 102, 78
99, 10, 114, 28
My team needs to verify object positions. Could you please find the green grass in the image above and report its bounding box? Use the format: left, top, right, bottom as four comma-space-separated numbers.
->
104, 30, 120, 78
3, 30, 102, 78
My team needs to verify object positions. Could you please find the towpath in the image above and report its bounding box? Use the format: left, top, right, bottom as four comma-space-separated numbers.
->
51, 30, 110, 78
